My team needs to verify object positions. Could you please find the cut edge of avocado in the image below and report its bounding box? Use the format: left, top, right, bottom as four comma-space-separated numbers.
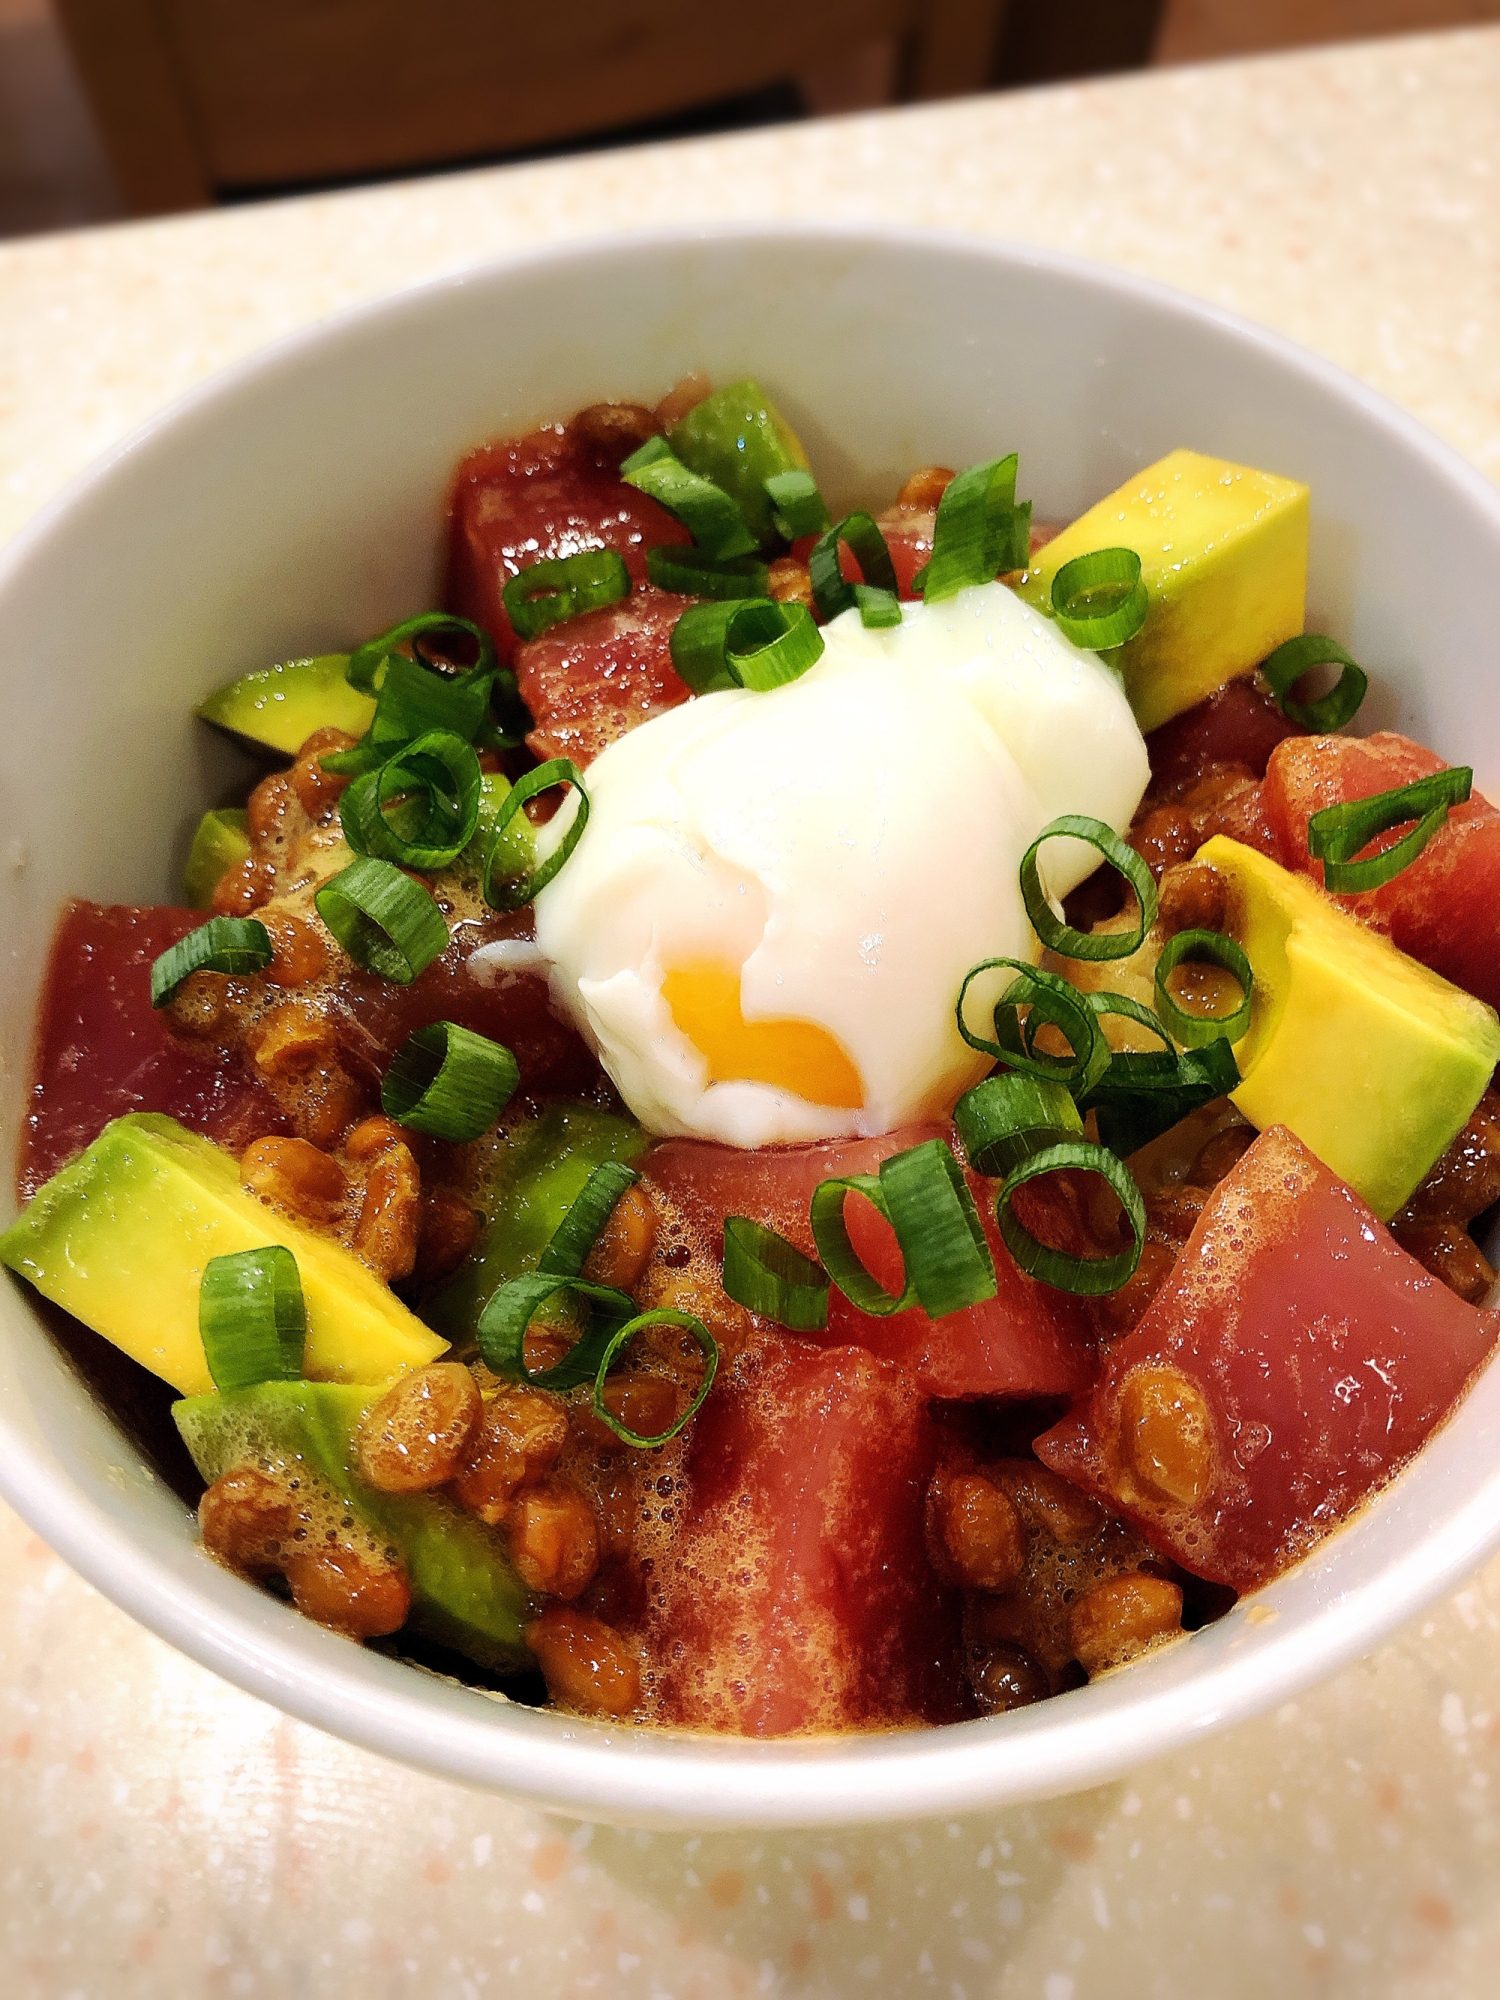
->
197, 654, 376, 758
173, 1380, 537, 1672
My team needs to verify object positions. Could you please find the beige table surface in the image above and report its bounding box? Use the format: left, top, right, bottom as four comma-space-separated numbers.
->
4, 28, 1500, 1998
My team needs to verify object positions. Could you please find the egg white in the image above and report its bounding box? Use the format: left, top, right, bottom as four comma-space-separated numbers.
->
532, 580, 1149, 1147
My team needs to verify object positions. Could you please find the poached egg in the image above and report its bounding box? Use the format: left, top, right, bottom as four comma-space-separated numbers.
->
533, 580, 1149, 1147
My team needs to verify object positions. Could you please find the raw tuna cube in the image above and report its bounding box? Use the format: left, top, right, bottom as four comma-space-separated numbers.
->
513, 590, 693, 768
1262, 731, 1500, 1012
1036, 1125, 1498, 1591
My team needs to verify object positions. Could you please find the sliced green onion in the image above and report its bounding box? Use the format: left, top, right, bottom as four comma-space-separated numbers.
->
150, 916, 273, 1007
646, 546, 769, 600
502, 550, 631, 642
808, 514, 899, 622
380, 1020, 520, 1142
808, 1174, 915, 1317
765, 469, 831, 541
854, 583, 903, 628
1050, 548, 1149, 651
956, 956, 1112, 1095
877, 1139, 996, 1318
539, 1162, 640, 1280
994, 1143, 1146, 1296
669, 598, 824, 695
340, 729, 482, 870
721, 1216, 830, 1331
1080, 1036, 1240, 1156
1307, 765, 1472, 892
322, 653, 497, 776
954, 1074, 1084, 1178
1084, 989, 1175, 1051
476, 1269, 634, 1391
345, 613, 496, 696
1261, 633, 1369, 731
1155, 928, 1254, 1047
314, 856, 449, 984
1020, 814, 1158, 959
199, 1245, 306, 1391
589, 1310, 718, 1448
921, 455, 1029, 602
620, 436, 756, 561
480, 757, 589, 910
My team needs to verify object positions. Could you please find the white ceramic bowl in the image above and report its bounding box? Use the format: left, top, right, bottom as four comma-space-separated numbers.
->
2, 224, 1498, 1831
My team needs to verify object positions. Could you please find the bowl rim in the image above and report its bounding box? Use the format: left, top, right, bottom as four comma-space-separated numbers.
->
3, 216, 1500, 1830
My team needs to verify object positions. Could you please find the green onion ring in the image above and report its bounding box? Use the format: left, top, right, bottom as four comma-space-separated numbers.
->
480, 758, 590, 910
620, 436, 756, 561
345, 613, 496, 695
314, 855, 449, 984
994, 1142, 1146, 1296
199, 1245, 306, 1392
956, 956, 1112, 1095
150, 916, 273, 1008
1080, 1036, 1240, 1156
1307, 765, 1472, 892
321, 654, 497, 776
589, 1310, 719, 1448
922, 454, 1028, 602
339, 729, 482, 870
379, 1020, 520, 1143
808, 1174, 915, 1317
1084, 989, 1176, 1051
877, 1139, 997, 1318
808, 514, 899, 622
1050, 548, 1149, 651
721, 1216, 830, 1331
1154, 928, 1254, 1047
538, 1162, 641, 1281
954, 1073, 1084, 1178
1261, 633, 1369, 731
669, 598, 824, 695
501, 550, 631, 642
1019, 814, 1159, 959
645, 546, 770, 600
476, 1269, 635, 1391
765, 469, 831, 541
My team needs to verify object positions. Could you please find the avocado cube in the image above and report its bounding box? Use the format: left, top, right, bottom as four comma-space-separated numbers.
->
668, 379, 810, 548
183, 807, 251, 909
197, 654, 376, 758
1199, 836, 1500, 1217
1022, 449, 1309, 733
174, 1381, 536, 1670
1, 1114, 447, 1395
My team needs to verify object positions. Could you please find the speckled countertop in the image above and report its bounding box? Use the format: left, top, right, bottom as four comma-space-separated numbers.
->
4, 28, 1500, 1998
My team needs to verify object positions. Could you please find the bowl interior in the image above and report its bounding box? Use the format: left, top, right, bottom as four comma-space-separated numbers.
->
1, 225, 1498, 1829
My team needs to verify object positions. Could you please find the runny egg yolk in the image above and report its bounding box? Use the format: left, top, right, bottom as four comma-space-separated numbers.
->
661, 965, 864, 1109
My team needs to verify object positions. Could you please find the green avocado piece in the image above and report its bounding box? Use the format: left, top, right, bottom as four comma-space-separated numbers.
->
0, 1114, 447, 1397
183, 807, 250, 909
173, 1381, 537, 1671
422, 1103, 646, 1345
1019, 449, 1309, 734
197, 654, 377, 758
668, 378, 810, 548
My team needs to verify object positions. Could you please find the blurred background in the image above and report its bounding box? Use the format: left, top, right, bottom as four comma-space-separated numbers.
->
1, 0, 1498, 239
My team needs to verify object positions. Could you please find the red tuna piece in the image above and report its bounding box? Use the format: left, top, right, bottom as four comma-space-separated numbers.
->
334, 913, 599, 1099
1036, 1126, 1499, 1592
444, 423, 691, 661
1261, 730, 1500, 1013
18, 901, 289, 1198
640, 1125, 1097, 1400
513, 590, 693, 767
636, 1337, 967, 1733
1146, 679, 1306, 799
